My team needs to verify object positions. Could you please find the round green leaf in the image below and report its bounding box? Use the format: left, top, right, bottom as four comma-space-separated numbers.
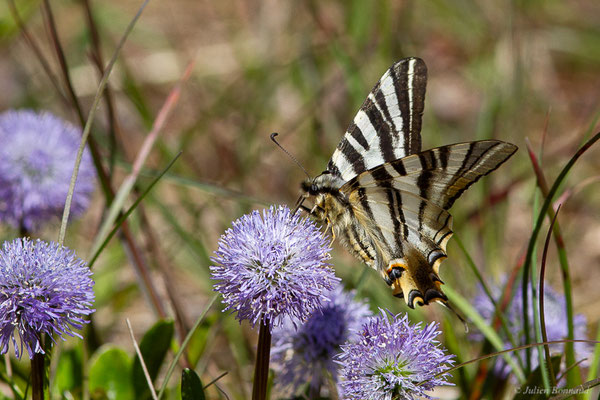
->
89, 346, 133, 400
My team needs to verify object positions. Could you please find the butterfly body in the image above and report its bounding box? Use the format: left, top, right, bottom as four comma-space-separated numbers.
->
301, 58, 517, 308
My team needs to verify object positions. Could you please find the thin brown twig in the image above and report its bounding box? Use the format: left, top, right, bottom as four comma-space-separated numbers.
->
41, 0, 113, 201
436, 339, 600, 379
82, 0, 120, 179
525, 137, 566, 248
549, 376, 600, 400
7, 0, 67, 103
556, 357, 588, 384
41, 0, 86, 124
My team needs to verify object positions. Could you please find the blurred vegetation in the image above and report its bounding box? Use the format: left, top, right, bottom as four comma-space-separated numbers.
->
0, 0, 599, 398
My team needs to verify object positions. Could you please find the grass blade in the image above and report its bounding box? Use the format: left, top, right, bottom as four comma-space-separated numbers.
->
539, 204, 562, 388
88, 152, 181, 268
89, 60, 195, 257
58, 0, 152, 245
521, 131, 600, 389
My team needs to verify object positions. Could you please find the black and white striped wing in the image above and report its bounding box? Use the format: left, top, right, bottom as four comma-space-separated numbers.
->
343, 140, 517, 263
326, 57, 427, 181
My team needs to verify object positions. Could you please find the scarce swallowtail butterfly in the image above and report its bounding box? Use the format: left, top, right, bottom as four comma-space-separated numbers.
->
300, 57, 517, 309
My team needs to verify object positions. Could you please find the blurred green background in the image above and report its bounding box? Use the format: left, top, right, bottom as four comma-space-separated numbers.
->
0, 0, 599, 398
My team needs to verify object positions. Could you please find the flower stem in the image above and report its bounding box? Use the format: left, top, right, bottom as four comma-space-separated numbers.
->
252, 321, 271, 400
31, 352, 45, 400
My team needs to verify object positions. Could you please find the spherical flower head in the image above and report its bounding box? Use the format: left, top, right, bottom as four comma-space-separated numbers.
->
271, 284, 372, 396
0, 109, 95, 230
210, 205, 338, 331
0, 238, 95, 359
337, 310, 455, 400
472, 279, 590, 377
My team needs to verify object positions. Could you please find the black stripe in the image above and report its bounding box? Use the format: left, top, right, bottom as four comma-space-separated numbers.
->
370, 166, 405, 254
438, 145, 450, 169
428, 150, 438, 169
442, 142, 476, 209
417, 154, 434, 239
428, 249, 446, 266
444, 142, 501, 209
370, 166, 393, 185
392, 62, 411, 152
364, 98, 395, 163
417, 154, 433, 199
417, 200, 427, 239
348, 221, 375, 263
437, 230, 453, 246
374, 89, 397, 135
391, 159, 407, 176
433, 213, 452, 243
348, 122, 370, 151
385, 189, 403, 254
338, 141, 366, 176
357, 187, 374, 220
408, 58, 426, 153
392, 189, 409, 244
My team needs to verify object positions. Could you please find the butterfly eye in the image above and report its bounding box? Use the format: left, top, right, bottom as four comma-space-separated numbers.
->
310, 184, 319, 194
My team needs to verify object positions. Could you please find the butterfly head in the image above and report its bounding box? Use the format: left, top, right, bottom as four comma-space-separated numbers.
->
301, 171, 345, 194
299, 172, 347, 220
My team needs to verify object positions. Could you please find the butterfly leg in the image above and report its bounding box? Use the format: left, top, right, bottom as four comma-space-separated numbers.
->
325, 218, 336, 244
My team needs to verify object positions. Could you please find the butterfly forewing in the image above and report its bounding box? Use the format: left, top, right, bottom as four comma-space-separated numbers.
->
327, 58, 427, 181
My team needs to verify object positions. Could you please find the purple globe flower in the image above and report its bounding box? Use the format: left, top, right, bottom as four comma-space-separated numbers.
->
337, 310, 455, 400
0, 109, 95, 230
0, 238, 95, 359
472, 279, 590, 377
271, 284, 372, 396
210, 205, 338, 331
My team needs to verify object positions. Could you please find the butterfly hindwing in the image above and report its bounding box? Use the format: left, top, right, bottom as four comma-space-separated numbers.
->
350, 140, 518, 209
338, 140, 516, 305
327, 58, 427, 181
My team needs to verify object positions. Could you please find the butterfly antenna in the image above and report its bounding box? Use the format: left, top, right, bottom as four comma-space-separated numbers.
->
439, 300, 469, 333
270, 133, 312, 180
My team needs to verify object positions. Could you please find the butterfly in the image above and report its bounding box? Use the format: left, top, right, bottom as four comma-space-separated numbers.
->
299, 57, 517, 309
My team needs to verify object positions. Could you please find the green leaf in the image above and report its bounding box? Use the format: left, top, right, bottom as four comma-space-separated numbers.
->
132, 319, 175, 399
181, 369, 205, 400
89, 346, 133, 400
514, 355, 561, 400
53, 348, 83, 396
